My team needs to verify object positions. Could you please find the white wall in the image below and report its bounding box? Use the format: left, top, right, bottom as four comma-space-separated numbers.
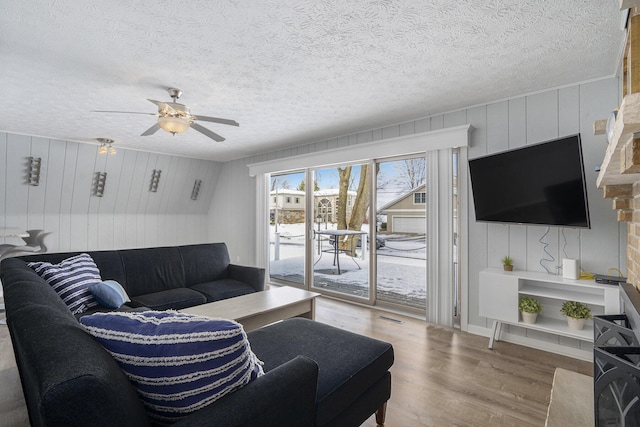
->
209, 77, 625, 346
0, 132, 220, 252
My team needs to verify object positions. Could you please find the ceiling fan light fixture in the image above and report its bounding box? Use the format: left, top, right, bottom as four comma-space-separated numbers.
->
97, 138, 116, 155
158, 116, 190, 134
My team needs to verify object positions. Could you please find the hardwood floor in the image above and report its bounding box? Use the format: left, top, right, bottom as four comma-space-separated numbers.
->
0, 297, 591, 427
313, 298, 591, 427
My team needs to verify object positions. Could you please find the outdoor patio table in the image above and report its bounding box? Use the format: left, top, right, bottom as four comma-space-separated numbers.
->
315, 229, 366, 274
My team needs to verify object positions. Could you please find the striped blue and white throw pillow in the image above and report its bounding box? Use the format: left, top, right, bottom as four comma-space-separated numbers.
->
79, 310, 264, 424
28, 253, 101, 315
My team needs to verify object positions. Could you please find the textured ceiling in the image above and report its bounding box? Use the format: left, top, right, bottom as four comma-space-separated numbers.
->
0, 1, 626, 161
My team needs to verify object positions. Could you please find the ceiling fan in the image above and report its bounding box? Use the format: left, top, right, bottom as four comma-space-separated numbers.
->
94, 88, 239, 142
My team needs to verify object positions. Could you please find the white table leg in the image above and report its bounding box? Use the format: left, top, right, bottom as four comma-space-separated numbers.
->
488, 320, 502, 349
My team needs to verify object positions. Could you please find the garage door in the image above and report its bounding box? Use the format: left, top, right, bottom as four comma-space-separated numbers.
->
392, 216, 426, 234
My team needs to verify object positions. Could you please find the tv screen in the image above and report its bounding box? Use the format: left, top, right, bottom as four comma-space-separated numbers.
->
468, 134, 590, 228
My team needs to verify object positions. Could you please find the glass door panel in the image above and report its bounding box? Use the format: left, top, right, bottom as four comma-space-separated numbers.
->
375, 157, 427, 311
311, 164, 370, 299
268, 171, 306, 286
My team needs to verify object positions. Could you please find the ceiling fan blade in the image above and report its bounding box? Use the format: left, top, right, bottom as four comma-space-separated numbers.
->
191, 115, 239, 127
92, 110, 156, 115
147, 99, 176, 114
141, 123, 161, 136
191, 122, 225, 142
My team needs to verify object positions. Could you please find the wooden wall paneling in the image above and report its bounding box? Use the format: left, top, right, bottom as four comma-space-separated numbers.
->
466, 107, 489, 327
557, 86, 583, 266
71, 143, 97, 214
146, 154, 172, 215
486, 101, 509, 154
57, 142, 79, 251
70, 143, 98, 250
431, 115, 444, 130
97, 151, 126, 249
26, 137, 49, 231
414, 117, 431, 134
399, 121, 415, 137
167, 156, 193, 215
579, 79, 625, 274
5, 134, 31, 242
524, 92, 561, 273
0, 133, 7, 238
190, 159, 215, 215
526, 90, 559, 144
558, 86, 580, 136
381, 125, 400, 140
158, 156, 181, 215
136, 153, 158, 246
99, 149, 125, 214
114, 150, 138, 214
443, 110, 467, 128
87, 145, 105, 251
127, 151, 149, 214
42, 139, 68, 251
181, 158, 201, 216
123, 151, 148, 249
137, 152, 157, 214
506, 98, 528, 269
356, 130, 374, 144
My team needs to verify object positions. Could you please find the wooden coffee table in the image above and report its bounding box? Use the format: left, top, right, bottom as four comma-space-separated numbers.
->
181, 286, 320, 332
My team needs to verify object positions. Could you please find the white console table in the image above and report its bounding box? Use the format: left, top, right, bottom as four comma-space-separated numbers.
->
479, 268, 620, 349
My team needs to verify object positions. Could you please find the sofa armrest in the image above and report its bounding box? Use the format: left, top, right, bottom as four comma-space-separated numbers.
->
227, 264, 265, 292
173, 355, 318, 427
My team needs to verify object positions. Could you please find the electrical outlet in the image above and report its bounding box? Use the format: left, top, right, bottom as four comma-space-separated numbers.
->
236, 256, 240, 263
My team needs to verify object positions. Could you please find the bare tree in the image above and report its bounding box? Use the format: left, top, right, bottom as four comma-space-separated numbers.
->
394, 158, 426, 190
336, 164, 378, 255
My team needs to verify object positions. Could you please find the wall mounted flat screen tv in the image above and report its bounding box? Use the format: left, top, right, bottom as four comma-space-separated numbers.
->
468, 134, 590, 228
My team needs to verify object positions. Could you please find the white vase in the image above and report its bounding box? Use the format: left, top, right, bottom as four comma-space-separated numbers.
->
521, 312, 538, 324
567, 317, 585, 330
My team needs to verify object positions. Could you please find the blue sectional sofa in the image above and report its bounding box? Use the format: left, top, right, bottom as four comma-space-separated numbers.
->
1, 243, 394, 426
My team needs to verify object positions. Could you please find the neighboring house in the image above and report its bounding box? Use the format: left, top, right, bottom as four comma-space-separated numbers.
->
269, 189, 305, 224
314, 189, 357, 225
378, 185, 426, 234
269, 188, 357, 225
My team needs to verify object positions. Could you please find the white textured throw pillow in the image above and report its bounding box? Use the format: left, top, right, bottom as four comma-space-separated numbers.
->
80, 310, 264, 424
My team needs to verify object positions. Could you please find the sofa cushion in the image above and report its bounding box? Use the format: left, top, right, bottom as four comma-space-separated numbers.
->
119, 246, 185, 297
189, 279, 257, 302
130, 288, 207, 311
79, 311, 264, 425
27, 253, 101, 315
179, 243, 230, 285
247, 318, 394, 426
89, 280, 131, 309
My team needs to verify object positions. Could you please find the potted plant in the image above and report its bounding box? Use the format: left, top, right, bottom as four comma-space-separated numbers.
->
518, 296, 542, 324
560, 301, 592, 330
501, 256, 514, 271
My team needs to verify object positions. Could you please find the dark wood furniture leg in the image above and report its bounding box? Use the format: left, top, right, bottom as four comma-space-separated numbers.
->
375, 402, 387, 426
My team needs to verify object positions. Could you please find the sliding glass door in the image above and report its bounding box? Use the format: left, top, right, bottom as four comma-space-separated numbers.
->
264, 149, 458, 323
268, 171, 306, 286
311, 164, 371, 300
375, 157, 427, 311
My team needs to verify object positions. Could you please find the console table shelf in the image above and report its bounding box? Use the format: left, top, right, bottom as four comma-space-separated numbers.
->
479, 268, 620, 350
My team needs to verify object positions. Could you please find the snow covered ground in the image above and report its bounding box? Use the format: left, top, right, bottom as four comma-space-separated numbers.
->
269, 222, 427, 308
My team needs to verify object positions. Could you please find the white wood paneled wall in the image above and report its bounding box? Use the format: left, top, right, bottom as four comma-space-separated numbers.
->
209, 77, 625, 354
0, 133, 220, 252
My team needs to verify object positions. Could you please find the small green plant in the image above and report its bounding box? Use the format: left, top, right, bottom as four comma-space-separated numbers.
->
519, 296, 542, 314
501, 256, 513, 266
560, 301, 592, 319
